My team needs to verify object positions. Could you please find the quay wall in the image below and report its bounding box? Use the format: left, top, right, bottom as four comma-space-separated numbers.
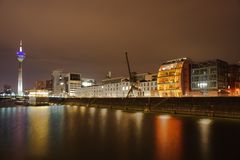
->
49, 97, 240, 119
0, 98, 15, 107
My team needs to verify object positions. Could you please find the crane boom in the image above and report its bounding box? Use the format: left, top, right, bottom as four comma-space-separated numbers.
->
125, 52, 132, 82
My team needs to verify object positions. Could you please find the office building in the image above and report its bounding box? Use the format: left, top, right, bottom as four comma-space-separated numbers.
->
64, 73, 81, 97
191, 59, 228, 96
52, 70, 67, 97
228, 64, 240, 96
35, 80, 46, 90
46, 79, 53, 91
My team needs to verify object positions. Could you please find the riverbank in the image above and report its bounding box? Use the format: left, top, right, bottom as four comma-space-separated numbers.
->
49, 97, 240, 119
2, 97, 240, 119
0, 97, 49, 107
0, 98, 15, 107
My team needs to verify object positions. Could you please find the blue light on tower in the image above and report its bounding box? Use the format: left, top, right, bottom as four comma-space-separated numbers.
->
17, 41, 25, 62
17, 51, 25, 62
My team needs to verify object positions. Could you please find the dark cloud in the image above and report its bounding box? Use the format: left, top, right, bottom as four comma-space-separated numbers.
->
0, 0, 240, 90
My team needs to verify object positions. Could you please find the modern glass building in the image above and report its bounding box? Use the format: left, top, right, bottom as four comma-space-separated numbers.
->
157, 58, 191, 97
191, 59, 228, 96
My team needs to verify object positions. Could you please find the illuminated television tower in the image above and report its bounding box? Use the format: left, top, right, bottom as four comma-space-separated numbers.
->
16, 40, 26, 96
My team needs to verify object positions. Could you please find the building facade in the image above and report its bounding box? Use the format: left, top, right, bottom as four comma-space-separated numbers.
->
51, 58, 237, 98
76, 73, 158, 97
52, 70, 67, 97
228, 64, 240, 96
191, 59, 228, 96
46, 79, 53, 91
51, 70, 95, 97
64, 73, 81, 97
157, 58, 191, 97
35, 80, 46, 90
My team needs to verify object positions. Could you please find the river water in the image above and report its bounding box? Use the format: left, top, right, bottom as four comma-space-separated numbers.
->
0, 105, 240, 160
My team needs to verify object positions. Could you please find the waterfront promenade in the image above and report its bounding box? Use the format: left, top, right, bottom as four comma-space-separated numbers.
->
50, 96, 240, 119
2, 96, 240, 119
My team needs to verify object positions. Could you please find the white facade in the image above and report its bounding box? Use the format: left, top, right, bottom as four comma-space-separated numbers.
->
138, 81, 158, 97
52, 70, 96, 97
65, 73, 82, 97
76, 75, 159, 98
52, 70, 81, 97
52, 70, 66, 97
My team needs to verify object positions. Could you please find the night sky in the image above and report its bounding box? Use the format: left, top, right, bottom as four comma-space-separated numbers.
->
0, 0, 240, 91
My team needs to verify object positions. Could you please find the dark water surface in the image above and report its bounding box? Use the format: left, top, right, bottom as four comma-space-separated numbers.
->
0, 105, 240, 160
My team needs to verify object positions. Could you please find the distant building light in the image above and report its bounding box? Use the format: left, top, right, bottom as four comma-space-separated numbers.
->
28, 90, 49, 97
82, 81, 93, 87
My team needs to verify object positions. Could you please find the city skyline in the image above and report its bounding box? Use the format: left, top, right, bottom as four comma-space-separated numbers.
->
1, 0, 240, 90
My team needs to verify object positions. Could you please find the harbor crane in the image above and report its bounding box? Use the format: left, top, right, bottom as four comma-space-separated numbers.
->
125, 52, 140, 97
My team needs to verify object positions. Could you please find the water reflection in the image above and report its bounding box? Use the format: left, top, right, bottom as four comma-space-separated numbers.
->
15, 108, 24, 142
79, 106, 86, 115
28, 107, 50, 157
66, 106, 77, 139
99, 108, 108, 141
134, 112, 143, 137
88, 107, 96, 133
0, 108, 5, 120
198, 118, 213, 159
115, 110, 122, 126
1, 106, 240, 160
13, 107, 28, 159
89, 107, 96, 116
158, 114, 171, 120
154, 115, 183, 160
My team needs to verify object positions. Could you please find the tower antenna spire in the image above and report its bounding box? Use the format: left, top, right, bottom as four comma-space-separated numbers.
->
20, 40, 23, 52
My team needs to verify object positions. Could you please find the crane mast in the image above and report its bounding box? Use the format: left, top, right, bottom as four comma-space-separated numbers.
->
124, 52, 140, 98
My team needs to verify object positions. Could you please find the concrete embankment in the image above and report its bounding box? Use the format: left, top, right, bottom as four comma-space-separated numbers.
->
0, 97, 49, 107
0, 98, 15, 107
49, 97, 240, 119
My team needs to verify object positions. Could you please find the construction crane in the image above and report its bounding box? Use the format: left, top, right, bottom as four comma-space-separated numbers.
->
125, 52, 140, 97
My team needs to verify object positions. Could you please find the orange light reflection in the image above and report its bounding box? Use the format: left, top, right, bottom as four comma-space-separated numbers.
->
154, 115, 182, 160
